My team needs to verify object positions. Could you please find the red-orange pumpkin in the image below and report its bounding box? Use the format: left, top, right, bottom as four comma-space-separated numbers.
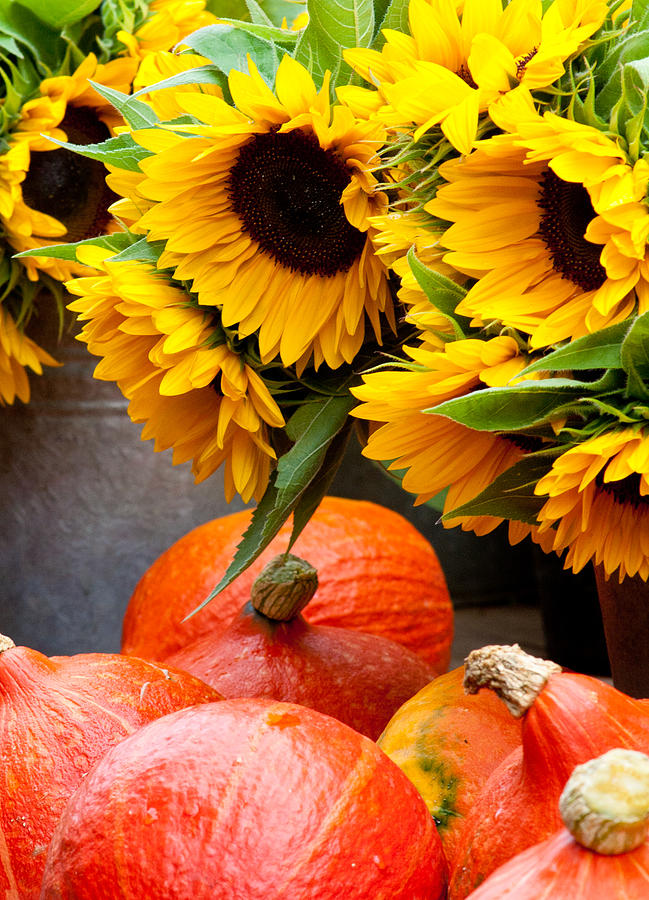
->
377, 663, 523, 867
465, 748, 649, 899
0, 634, 220, 899
121, 496, 454, 673
41, 698, 449, 900
448, 644, 649, 900
165, 553, 434, 740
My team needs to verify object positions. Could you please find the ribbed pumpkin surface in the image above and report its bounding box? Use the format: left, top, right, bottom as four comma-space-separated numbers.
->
377, 666, 522, 867
448, 672, 649, 899
41, 699, 449, 900
464, 828, 649, 899
121, 497, 453, 672
165, 602, 435, 741
0, 644, 220, 899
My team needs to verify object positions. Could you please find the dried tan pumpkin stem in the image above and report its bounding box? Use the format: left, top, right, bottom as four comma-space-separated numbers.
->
0, 635, 16, 653
463, 643, 561, 717
251, 554, 318, 621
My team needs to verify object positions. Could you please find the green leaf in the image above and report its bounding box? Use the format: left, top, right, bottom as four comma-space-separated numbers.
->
15, 0, 100, 29
206, 0, 249, 17
98, 0, 148, 57
441, 448, 561, 525
109, 237, 165, 265
274, 390, 357, 496
407, 246, 468, 338
87, 81, 160, 129
288, 418, 353, 547
0, 2, 63, 66
630, 0, 649, 29
374, 0, 409, 44
257, 0, 306, 26
44, 132, 151, 172
14, 232, 136, 261
428, 379, 597, 431
216, 17, 300, 44
295, 0, 374, 87
596, 32, 649, 125
520, 321, 628, 375
128, 66, 230, 104
180, 23, 279, 86
621, 310, 649, 400
184, 389, 357, 615
247, 0, 274, 25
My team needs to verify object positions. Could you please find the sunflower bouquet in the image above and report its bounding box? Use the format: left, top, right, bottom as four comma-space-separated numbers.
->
18, 0, 649, 597
0, 0, 221, 405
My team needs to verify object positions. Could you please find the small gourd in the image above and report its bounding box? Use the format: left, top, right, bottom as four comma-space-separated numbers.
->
166, 553, 435, 740
465, 748, 649, 899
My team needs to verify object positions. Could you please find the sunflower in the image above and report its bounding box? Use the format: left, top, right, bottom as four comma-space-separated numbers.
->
66, 246, 285, 502
104, 50, 224, 231
0, 306, 60, 405
425, 115, 649, 348
4, 0, 218, 288
350, 334, 542, 537
370, 207, 465, 339
4, 53, 137, 286
131, 49, 223, 121
343, 0, 607, 152
116, 0, 220, 60
116, 54, 393, 370
534, 428, 649, 581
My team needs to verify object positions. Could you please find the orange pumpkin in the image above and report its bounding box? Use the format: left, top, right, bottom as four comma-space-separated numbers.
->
448, 644, 649, 900
122, 496, 453, 673
465, 748, 649, 899
41, 699, 449, 899
377, 664, 523, 867
0, 634, 220, 898
165, 553, 435, 740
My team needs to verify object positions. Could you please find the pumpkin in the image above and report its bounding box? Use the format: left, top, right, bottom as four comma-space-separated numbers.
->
121, 496, 453, 673
465, 748, 649, 899
165, 553, 434, 740
41, 698, 449, 900
377, 663, 523, 867
0, 634, 221, 899
448, 644, 649, 900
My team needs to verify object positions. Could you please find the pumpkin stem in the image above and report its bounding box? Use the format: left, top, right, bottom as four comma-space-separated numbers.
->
463, 643, 561, 718
250, 554, 318, 621
559, 748, 649, 854
0, 636, 15, 653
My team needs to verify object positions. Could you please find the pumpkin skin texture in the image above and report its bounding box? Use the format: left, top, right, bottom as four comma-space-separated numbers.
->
448, 648, 649, 900
0, 639, 221, 900
166, 605, 434, 742
377, 665, 523, 867
464, 828, 649, 900
164, 554, 435, 740
121, 496, 453, 672
40, 699, 449, 900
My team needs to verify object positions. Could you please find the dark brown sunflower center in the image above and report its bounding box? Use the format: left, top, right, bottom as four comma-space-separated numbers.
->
595, 471, 649, 509
227, 128, 366, 277
506, 434, 544, 453
456, 64, 478, 90
516, 47, 538, 80
21, 106, 117, 243
537, 169, 607, 292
